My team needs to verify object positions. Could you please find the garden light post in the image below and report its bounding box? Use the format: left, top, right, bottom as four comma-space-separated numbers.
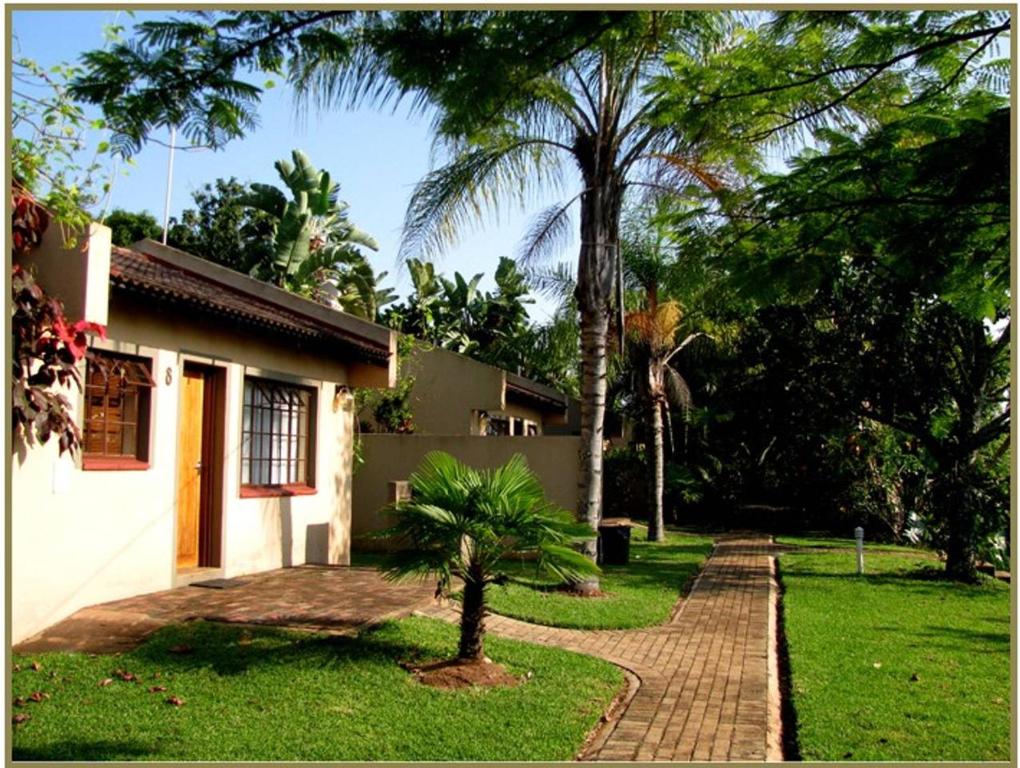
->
855, 527, 864, 575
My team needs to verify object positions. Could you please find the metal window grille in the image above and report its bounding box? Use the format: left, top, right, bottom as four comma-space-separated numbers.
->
241, 378, 312, 486
83, 352, 154, 457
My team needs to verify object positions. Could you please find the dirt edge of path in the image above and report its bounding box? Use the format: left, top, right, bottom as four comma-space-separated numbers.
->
772, 554, 803, 761
577, 666, 642, 760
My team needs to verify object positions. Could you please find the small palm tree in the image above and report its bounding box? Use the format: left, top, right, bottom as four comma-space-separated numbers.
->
377, 452, 598, 662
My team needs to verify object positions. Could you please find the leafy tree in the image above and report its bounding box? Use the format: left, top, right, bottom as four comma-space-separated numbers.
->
724, 98, 1009, 580
104, 208, 162, 246
375, 13, 748, 580
657, 10, 1010, 147
383, 258, 444, 342
11, 56, 111, 459
377, 452, 598, 661
12, 56, 113, 245
383, 257, 578, 394
166, 177, 277, 273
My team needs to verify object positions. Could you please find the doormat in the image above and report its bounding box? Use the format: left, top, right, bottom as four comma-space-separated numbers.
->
190, 578, 249, 590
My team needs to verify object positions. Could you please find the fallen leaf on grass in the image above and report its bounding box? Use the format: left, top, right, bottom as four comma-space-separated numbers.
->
30, 661, 42, 671
113, 669, 139, 682
148, 685, 168, 693
13, 697, 26, 707
12, 714, 30, 726
13, 664, 21, 672
872, 662, 882, 669
98, 678, 114, 687
27, 691, 50, 703
165, 696, 185, 707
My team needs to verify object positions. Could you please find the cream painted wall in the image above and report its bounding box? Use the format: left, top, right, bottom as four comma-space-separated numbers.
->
351, 434, 581, 549
400, 346, 505, 435
17, 222, 111, 325
220, 365, 355, 577
361, 345, 564, 436
11, 345, 179, 643
12, 298, 362, 644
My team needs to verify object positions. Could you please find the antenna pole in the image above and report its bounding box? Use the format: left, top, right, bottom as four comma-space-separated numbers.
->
161, 125, 177, 244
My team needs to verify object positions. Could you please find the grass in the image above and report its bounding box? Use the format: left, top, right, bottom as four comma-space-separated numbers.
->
11, 616, 623, 761
777, 537, 1010, 761
483, 526, 714, 629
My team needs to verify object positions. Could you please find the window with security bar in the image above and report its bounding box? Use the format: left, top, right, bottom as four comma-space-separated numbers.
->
241, 377, 315, 487
83, 350, 154, 462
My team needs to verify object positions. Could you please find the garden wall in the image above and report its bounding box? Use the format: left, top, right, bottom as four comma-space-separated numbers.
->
352, 434, 580, 549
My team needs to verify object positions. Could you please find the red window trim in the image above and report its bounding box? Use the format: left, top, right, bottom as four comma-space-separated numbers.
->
239, 484, 317, 499
82, 456, 151, 471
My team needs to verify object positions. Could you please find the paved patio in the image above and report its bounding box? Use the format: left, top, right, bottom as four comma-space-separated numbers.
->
15, 536, 781, 763
13, 565, 438, 654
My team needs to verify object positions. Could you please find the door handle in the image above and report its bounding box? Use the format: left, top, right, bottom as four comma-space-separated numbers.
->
195, 460, 203, 473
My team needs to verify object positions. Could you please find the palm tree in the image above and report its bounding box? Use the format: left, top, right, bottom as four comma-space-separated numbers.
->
617, 203, 720, 540
365, 14, 744, 587
377, 452, 598, 661
624, 302, 705, 541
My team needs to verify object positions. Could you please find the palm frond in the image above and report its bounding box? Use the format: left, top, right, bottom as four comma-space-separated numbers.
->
664, 367, 693, 414
398, 138, 564, 261
525, 261, 577, 303
517, 195, 580, 267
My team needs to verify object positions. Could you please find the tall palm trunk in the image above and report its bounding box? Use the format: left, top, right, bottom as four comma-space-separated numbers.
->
458, 566, 486, 660
574, 166, 622, 591
647, 386, 666, 542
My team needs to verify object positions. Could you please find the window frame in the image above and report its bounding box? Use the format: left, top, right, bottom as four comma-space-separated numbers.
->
81, 349, 154, 471
239, 375, 317, 498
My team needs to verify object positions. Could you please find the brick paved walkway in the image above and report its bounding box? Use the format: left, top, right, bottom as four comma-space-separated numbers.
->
418, 534, 779, 762
14, 566, 437, 654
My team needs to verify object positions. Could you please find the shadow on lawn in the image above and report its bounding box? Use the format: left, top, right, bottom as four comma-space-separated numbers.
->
14, 739, 154, 761
131, 620, 435, 677
783, 566, 1001, 588
914, 624, 1010, 648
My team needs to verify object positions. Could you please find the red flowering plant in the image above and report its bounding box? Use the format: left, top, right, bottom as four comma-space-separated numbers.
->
12, 263, 106, 456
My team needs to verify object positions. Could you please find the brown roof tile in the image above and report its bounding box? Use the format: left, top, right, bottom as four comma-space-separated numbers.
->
109, 246, 389, 363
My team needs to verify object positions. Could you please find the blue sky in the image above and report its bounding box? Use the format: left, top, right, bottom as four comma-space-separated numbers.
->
11, 9, 571, 320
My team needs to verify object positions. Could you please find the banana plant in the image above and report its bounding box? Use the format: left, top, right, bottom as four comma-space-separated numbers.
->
320, 251, 398, 321
241, 149, 380, 295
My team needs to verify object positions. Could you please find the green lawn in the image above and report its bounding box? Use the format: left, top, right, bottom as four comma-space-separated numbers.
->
482, 527, 714, 629
11, 617, 623, 761
777, 537, 1010, 761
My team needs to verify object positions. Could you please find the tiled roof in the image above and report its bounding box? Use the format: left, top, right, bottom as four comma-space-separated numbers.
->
505, 371, 569, 411
109, 246, 390, 363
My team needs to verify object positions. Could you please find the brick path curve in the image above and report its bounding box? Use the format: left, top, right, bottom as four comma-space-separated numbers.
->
417, 534, 779, 762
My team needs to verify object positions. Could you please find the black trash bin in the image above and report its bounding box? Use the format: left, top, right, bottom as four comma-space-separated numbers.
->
597, 518, 632, 565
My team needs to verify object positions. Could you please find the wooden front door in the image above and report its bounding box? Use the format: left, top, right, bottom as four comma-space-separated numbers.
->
176, 364, 225, 571
176, 367, 205, 569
